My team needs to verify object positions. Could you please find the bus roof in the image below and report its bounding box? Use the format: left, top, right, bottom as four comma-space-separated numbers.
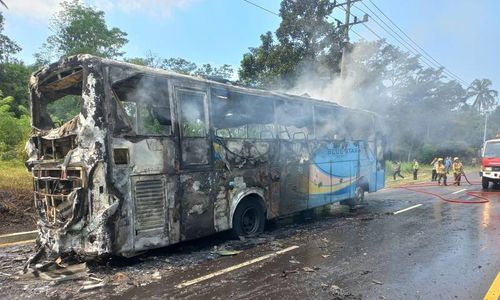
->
32, 54, 378, 117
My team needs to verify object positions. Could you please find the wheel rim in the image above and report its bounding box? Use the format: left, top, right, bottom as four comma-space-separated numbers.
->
240, 207, 259, 235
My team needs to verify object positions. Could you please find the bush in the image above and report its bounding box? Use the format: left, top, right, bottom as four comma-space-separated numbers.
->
0, 107, 31, 161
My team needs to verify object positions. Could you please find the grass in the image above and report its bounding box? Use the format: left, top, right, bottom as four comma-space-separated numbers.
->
0, 160, 32, 190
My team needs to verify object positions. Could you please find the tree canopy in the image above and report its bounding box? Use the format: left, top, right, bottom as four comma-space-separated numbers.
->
466, 79, 499, 113
239, 0, 342, 88
35, 0, 128, 65
126, 55, 235, 80
0, 12, 21, 64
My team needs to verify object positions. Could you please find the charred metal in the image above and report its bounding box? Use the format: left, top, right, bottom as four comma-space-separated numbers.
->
26, 54, 384, 259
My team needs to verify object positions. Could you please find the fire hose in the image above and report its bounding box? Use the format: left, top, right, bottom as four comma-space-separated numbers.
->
396, 174, 493, 204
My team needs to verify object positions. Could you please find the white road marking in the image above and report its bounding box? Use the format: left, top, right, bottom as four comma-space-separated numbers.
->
393, 204, 422, 215
452, 188, 467, 195
175, 245, 299, 288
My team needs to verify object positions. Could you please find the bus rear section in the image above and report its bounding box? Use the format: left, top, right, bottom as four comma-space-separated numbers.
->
481, 139, 500, 189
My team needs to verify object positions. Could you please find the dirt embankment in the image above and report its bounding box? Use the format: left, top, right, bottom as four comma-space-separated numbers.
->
0, 189, 36, 234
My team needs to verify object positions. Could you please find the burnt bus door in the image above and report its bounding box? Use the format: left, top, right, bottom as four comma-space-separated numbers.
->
174, 84, 215, 239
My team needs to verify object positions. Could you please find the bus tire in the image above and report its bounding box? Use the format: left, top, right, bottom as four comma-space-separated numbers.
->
482, 177, 489, 189
232, 197, 265, 238
341, 186, 365, 207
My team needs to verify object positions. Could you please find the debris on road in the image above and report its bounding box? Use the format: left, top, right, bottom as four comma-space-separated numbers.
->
327, 283, 362, 300
372, 279, 384, 285
216, 249, 242, 256
282, 269, 299, 277
78, 282, 105, 293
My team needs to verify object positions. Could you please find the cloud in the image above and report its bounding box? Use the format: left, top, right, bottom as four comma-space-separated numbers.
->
93, 0, 197, 18
6, 0, 61, 21
6, 0, 197, 21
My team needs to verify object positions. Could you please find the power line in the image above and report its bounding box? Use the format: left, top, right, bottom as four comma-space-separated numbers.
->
359, 0, 469, 85
242, 0, 279, 17
355, 4, 468, 85
240, 0, 468, 85
342, 4, 465, 84
352, 5, 440, 68
367, 0, 468, 85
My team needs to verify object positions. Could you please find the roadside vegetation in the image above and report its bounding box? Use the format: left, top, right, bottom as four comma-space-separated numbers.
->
0, 160, 31, 190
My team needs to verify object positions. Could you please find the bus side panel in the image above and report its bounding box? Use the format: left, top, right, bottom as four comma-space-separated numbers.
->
278, 141, 309, 215
179, 171, 215, 240
308, 141, 359, 207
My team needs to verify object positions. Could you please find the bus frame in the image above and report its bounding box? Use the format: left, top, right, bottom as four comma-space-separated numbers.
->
27, 55, 385, 257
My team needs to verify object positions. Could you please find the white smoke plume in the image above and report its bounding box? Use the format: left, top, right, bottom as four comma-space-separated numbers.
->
287, 42, 381, 110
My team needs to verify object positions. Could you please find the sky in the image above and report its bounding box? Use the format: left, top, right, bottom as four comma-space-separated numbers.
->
2, 0, 500, 90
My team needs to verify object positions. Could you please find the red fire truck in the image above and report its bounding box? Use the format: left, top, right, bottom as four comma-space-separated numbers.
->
481, 138, 500, 189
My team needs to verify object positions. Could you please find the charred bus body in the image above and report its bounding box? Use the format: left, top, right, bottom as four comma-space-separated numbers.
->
27, 55, 385, 258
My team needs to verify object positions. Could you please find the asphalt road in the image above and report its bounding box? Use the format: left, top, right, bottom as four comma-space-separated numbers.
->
1, 177, 498, 300
118, 179, 500, 300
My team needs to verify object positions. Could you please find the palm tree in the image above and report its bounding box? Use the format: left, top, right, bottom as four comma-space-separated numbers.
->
466, 79, 499, 113
0, 1, 7, 9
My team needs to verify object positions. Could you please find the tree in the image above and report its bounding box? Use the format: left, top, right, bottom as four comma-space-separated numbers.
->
0, 62, 33, 114
195, 63, 234, 79
466, 79, 498, 113
239, 0, 342, 88
161, 57, 198, 75
0, 12, 21, 63
0, 90, 30, 160
35, 0, 128, 65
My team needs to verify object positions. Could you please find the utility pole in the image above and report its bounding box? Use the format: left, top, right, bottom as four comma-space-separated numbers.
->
333, 0, 368, 78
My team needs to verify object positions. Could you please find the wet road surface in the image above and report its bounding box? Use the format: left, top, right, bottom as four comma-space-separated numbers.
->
0, 178, 498, 299
116, 181, 500, 299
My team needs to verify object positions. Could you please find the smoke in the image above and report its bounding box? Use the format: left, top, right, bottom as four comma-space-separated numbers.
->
279, 40, 487, 161
286, 42, 384, 112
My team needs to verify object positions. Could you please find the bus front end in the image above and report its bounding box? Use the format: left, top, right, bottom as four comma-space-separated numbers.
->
27, 55, 118, 258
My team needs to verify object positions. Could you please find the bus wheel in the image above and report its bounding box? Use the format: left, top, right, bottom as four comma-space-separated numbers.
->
482, 177, 489, 189
232, 198, 265, 238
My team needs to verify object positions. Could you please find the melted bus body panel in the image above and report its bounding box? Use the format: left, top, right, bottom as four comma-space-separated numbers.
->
27, 55, 385, 258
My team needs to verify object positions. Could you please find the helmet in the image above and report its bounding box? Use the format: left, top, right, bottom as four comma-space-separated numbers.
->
438, 158, 443, 161
454, 157, 459, 161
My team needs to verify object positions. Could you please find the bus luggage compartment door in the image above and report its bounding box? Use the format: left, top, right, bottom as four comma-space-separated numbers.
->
131, 175, 169, 250
280, 162, 309, 215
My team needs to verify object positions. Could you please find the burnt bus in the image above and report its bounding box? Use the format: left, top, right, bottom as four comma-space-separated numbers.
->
27, 55, 385, 258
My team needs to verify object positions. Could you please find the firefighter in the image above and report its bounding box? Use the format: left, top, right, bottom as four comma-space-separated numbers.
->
393, 161, 404, 180
452, 157, 464, 186
445, 157, 452, 174
436, 158, 447, 186
430, 157, 438, 181
412, 159, 419, 180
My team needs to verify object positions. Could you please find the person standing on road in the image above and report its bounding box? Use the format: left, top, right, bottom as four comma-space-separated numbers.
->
430, 157, 438, 181
452, 157, 464, 186
445, 157, 452, 174
393, 161, 404, 180
412, 159, 419, 180
436, 158, 447, 186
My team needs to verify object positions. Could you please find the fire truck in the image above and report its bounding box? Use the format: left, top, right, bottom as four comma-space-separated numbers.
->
481, 138, 500, 189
